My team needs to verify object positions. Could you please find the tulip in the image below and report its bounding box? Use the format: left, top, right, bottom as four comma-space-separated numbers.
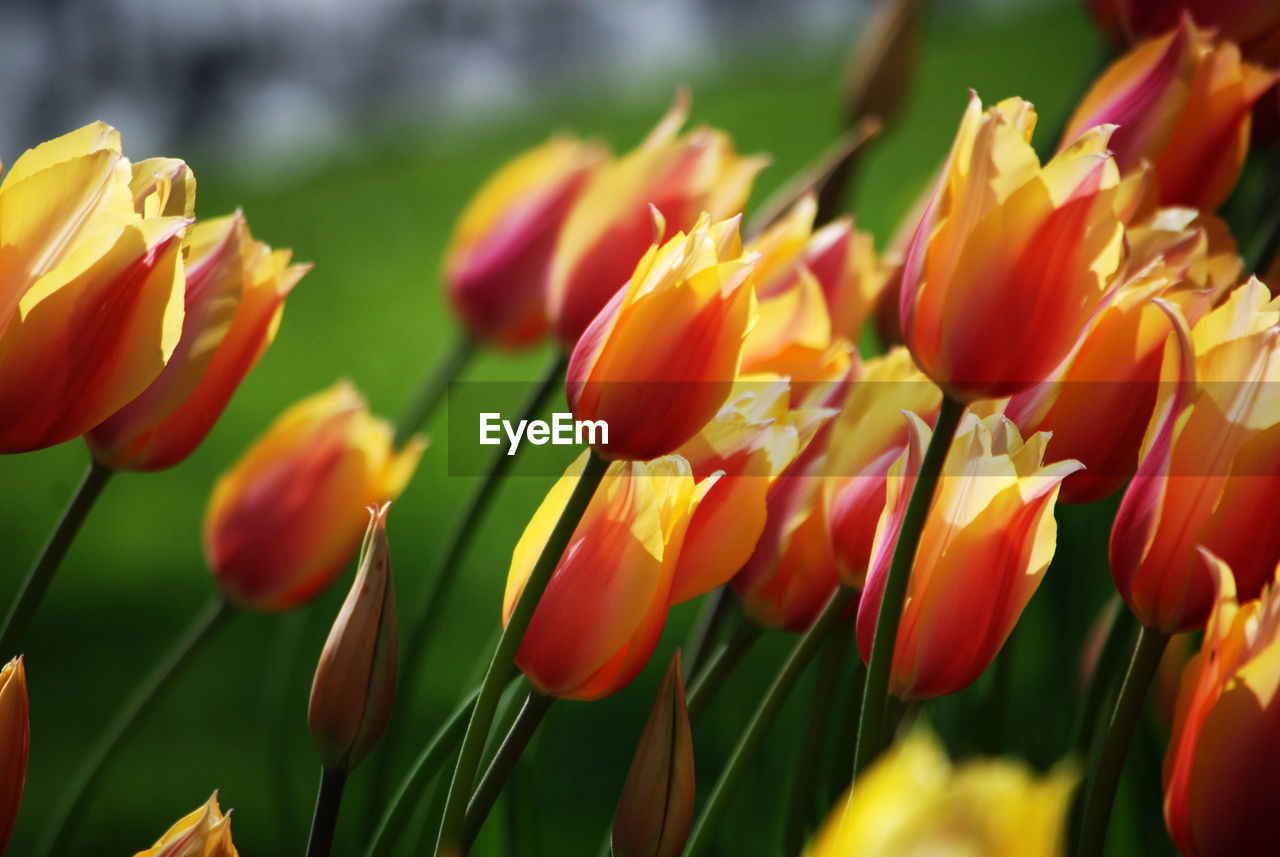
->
133, 792, 238, 857
444, 135, 606, 347
1111, 278, 1280, 633
566, 211, 758, 461
309, 503, 397, 772
1062, 18, 1279, 211
0, 122, 190, 453
898, 94, 1124, 401
857, 412, 1081, 699
205, 382, 424, 611
548, 91, 768, 345
0, 658, 27, 855
86, 213, 309, 470
505, 452, 698, 700
612, 651, 695, 857
1006, 206, 1240, 503
825, 347, 942, 588
1164, 553, 1280, 857
1089, 0, 1280, 66
808, 728, 1075, 857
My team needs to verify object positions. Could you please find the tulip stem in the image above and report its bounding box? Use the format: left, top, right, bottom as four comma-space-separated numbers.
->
1075, 625, 1170, 857
307, 766, 349, 857
34, 593, 233, 857
852, 394, 964, 778
686, 617, 764, 724
783, 609, 854, 856
683, 586, 734, 683
461, 691, 555, 850
0, 459, 113, 656
1070, 600, 1138, 761
434, 449, 610, 856
394, 334, 476, 447
684, 586, 857, 857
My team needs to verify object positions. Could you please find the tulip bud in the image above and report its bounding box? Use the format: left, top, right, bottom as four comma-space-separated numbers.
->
87, 213, 309, 471
133, 792, 239, 857
549, 91, 768, 345
0, 657, 28, 855
309, 503, 398, 772
1088, 0, 1280, 66
898, 94, 1124, 401
612, 651, 695, 857
857, 412, 1081, 699
1164, 552, 1280, 857
205, 381, 424, 611
444, 135, 606, 347
566, 212, 758, 461
0, 122, 190, 453
808, 729, 1076, 857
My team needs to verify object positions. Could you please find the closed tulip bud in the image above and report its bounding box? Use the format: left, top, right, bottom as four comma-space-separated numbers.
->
549, 91, 768, 345
309, 503, 397, 772
1089, 0, 1280, 66
566, 212, 758, 461
808, 729, 1076, 857
1111, 278, 1280, 633
1164, 553, 1280, 857
133, 792, 238, 857
205, 382, 424, 611
0, 122, 190, 452
506, 453, 698, 700
444, 135, 606, 347
611, 651, 694, 857
0, 658, 28, 855
899, 94, 1124, 401
858, 412, 1081, 699
87, 213, 309, 470
1062, 18, 1279, 211
825, 347, 941, 588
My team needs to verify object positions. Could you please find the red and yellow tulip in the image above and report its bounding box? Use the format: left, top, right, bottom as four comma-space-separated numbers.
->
133, 792, 238, 857
0, 658, 27, 856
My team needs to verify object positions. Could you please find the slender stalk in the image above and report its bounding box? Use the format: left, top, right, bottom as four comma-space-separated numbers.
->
684, 587, 856, 857
1076, 625, 1170, 857
686, 619, 764, 724
683, 587, 734, 685
35, 594, 233, 857
461, 691, 555, 851
394, 334, 476, 447
434, 450, 610, 856
852, 394, 964, 777
1, 459, 113, 656
1070, 601, 1139, 760
783, 611, 854, 856
306, 767, 349, 857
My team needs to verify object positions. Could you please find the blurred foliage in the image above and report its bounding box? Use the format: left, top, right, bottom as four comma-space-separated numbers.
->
0, 2, 1171, 855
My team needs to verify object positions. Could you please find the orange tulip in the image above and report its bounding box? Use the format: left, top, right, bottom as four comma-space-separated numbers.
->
857, 412, 1080, 699
566, 212, 757, 461
548, 91, 767, 345
1089, 0, 1280, 65
1111, 278, 1280, 633
133, 792, 238, 857
1062, 18, 1278, 211
444, 135, 605, 347
0, 122, 190, 453
898, 94, 1124, 401
86, 213, 308, 470
205, 382, 423, 611
0, 658, 27, 855
1164, 553, 1280, 857
505, 453, 698, 700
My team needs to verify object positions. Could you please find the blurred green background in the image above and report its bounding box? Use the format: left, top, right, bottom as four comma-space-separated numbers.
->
0, 2, 1174, 854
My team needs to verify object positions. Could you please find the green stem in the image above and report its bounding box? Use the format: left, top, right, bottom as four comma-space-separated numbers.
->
686, 618, 764, 724
683, 587, 734, 685
783, 610, 854, 856
394, 334, 476, 447
461, 691, 555, 851
1, 459, 113, 656
35, 594, 233, 857
1070, 600, 1139, 760
852, 394, 964, 777
1076, 625, 1170, 857
683, 586, 856, 857
306, 766, 349, 857
434, 450, 609, 856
